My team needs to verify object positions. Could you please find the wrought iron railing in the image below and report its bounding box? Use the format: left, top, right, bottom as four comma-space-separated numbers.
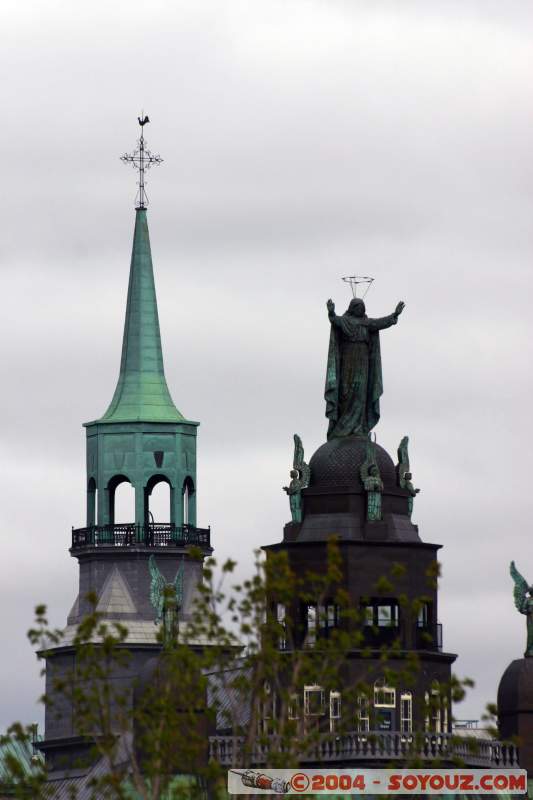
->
71, 523, 210, 550
209, 731, 519, 768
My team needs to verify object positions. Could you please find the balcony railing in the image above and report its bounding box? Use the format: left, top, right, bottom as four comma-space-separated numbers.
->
209, 731, 519, 768
71, 523, 211, 551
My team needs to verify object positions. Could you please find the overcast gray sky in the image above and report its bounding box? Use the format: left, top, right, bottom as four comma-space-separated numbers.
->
1, 0, 533, 730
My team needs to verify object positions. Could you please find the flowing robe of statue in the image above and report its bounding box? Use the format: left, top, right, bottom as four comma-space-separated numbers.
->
325, 298, 403, 439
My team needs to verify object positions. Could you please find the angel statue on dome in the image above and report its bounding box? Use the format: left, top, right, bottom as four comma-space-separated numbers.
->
510, 561, 533, 657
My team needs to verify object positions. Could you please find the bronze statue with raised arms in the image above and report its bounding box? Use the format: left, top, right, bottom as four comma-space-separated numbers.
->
325, 297, 405, 439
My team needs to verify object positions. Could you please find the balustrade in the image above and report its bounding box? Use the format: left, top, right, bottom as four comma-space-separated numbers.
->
71, 523, 210, 550
208, 731, 519, 768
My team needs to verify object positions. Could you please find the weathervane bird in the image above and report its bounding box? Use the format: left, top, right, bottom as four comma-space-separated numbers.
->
138, 115, 150, 126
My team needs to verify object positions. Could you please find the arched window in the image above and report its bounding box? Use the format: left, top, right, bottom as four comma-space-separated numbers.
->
288, 693, 300, 720
357, 695, 370, 733
374, 680, 396, 732
276, 603, 286, 650
305, 605, 317, 647
374, 680, 396, 708
425, 683, 442, 733
304, 685, 325, 716
400, 692, 413, 734
431, 683, 442, 733
87, 478, 97, 526
145, 475, 172, 524
259, 681, 276, 735
442, 695, 449, 733
108, 475, 134, 526
329, 691, 341, 733
182, 477, 195, 525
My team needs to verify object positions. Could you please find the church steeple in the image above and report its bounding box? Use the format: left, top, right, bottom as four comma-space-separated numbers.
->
99, 208, 183, 423
83, 207, 199, 528
39, 121, 211, 776
82, 120, 199, 531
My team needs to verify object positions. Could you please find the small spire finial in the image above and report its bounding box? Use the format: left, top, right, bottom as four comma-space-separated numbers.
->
121, 113, 163, 209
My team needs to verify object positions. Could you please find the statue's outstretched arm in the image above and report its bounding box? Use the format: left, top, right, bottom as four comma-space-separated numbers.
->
326, 298, 341, 326
369, 302, 406, 331
326, 298, 337, 325
368, 314, 398, 331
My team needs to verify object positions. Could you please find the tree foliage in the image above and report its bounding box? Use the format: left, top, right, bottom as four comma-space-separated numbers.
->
0, 544, 476, 799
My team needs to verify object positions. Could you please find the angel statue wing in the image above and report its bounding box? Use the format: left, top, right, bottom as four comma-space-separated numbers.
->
510, 561, 530, 615
293, 434, 311, 487
174, 562, 185, 610
149, 555, 166, 622
397, 436, 410, 469
396, 435, 410, 487
293, 434, 304, 470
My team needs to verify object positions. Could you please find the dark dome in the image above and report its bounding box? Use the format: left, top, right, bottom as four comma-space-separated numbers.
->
309, 435, 397, 491
498, 657, 533, 714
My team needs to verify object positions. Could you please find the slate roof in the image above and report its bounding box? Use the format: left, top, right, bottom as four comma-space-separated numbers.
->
43, 735, 199, 800
207, 661, 251, 732
0, 732, 43, 796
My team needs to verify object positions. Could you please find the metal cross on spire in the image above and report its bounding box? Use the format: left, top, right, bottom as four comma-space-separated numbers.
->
121, 114, 163, 209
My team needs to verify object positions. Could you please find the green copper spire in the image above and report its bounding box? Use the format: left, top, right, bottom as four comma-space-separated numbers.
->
99, 208, 184, 423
